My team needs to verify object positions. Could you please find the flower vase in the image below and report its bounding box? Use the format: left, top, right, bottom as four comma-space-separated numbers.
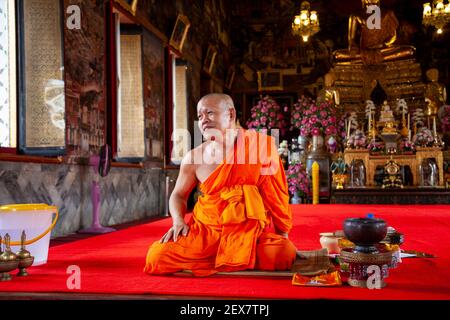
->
311, 135, 324, 152
298, 135, 309, 151
291, 194, 301, 204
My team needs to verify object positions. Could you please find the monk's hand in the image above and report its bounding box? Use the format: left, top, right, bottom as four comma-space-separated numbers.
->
273, 225, 289, 238
160, 219, 189, 243
275, 230, 289, 239
278, 232, 288, 239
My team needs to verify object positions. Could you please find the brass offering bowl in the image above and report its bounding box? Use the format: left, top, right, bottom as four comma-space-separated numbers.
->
343, 218, 387, 253
17, 254, 34, 277
0, 252, 19, 281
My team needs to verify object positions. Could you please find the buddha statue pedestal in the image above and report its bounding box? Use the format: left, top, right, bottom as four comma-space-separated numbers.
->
331, 60, 425, 116
331, 0, 426, 115
380, 132, 401, 154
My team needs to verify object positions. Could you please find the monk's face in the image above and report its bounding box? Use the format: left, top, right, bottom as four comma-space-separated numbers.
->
197, 97, 235, 141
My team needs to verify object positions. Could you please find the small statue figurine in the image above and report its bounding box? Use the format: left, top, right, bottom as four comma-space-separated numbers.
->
330, 153, 349, 189
326, 136, 338, 154
331, 153, 348, 175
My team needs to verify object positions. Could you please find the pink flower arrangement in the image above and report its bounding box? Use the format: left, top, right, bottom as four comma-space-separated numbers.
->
291, 96, 345, 139
348, 129, 367, 149
439, 105, 450, 132
412, 127, 434, 147
246, 96, 287, 132
287, 162, 309, 198
399, 138, 415, 153
367, 139, 385, 153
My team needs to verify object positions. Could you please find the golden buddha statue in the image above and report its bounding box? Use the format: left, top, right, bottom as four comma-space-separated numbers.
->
425, 68, 447, 117
333, 0, 415, 66
317, 72, 340, 107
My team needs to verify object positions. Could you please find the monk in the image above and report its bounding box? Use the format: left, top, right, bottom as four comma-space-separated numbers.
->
144, 93, 297, 276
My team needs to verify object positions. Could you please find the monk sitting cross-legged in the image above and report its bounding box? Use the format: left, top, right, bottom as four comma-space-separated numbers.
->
144, 93, 297, 276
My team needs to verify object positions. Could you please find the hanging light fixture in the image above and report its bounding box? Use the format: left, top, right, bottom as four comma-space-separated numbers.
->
423, 0, 450, 34
292, 1, 320, 42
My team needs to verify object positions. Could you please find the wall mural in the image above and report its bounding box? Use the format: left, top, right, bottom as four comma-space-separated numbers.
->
64, 0, 105, 162
142, 29, 165, 161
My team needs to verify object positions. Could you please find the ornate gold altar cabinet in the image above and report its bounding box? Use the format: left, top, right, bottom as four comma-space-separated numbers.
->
344, 148, 444, 187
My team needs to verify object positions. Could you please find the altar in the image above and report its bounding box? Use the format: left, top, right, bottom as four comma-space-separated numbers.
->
331, 187, 450, 204
288, 0, 450, 204
344, 148, 445, 187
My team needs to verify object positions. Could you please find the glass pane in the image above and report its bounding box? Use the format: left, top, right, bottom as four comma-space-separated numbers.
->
0, 0, 16, 148
171, 61, 189, 164
117, 32, 145, 158
22, 0, 65, 148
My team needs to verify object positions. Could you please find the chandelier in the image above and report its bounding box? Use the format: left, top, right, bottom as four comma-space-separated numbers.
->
423, 0, 450, 34
292, 1, 320, 42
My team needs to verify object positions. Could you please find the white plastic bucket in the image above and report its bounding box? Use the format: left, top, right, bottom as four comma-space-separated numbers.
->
0, 204, 58, 266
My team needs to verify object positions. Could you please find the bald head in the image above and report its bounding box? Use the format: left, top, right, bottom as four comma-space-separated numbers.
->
197, 93, 235, 113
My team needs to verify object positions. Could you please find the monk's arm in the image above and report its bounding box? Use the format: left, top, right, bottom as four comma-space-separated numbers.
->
161, 152, 198, 243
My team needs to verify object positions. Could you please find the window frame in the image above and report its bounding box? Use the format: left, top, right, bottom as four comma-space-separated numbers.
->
169, 58, 190, 166
115, 23, 146, 162
16, 0, 66, 157
106, 1, 168, 165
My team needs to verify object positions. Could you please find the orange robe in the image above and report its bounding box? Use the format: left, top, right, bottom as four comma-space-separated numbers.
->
144, 130, 296, 276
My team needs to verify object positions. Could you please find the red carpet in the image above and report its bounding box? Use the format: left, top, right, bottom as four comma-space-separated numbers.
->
1, 204, 450, 299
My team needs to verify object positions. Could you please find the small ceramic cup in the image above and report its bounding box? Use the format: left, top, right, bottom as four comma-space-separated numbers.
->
319, 233, 342, 254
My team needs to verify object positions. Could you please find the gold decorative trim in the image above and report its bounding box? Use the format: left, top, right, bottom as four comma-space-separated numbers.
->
169, 14, 191, 53
114, 0, 139, 15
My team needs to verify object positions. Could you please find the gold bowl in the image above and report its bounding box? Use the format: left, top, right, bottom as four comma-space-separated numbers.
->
17, 256, 34, 277
0, 260, 19, 281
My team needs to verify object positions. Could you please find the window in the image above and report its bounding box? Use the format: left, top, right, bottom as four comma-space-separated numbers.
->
0, 0, 16, 149
107, 2, 166, 163
171, 59, 189, 164
115, 17, 145, 160
0, 0, 65, 155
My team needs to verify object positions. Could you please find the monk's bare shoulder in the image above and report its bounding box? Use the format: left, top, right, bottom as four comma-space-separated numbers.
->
182, 143, 207, 166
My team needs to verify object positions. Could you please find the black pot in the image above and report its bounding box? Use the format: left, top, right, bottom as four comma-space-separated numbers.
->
343, 218, 387, 253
